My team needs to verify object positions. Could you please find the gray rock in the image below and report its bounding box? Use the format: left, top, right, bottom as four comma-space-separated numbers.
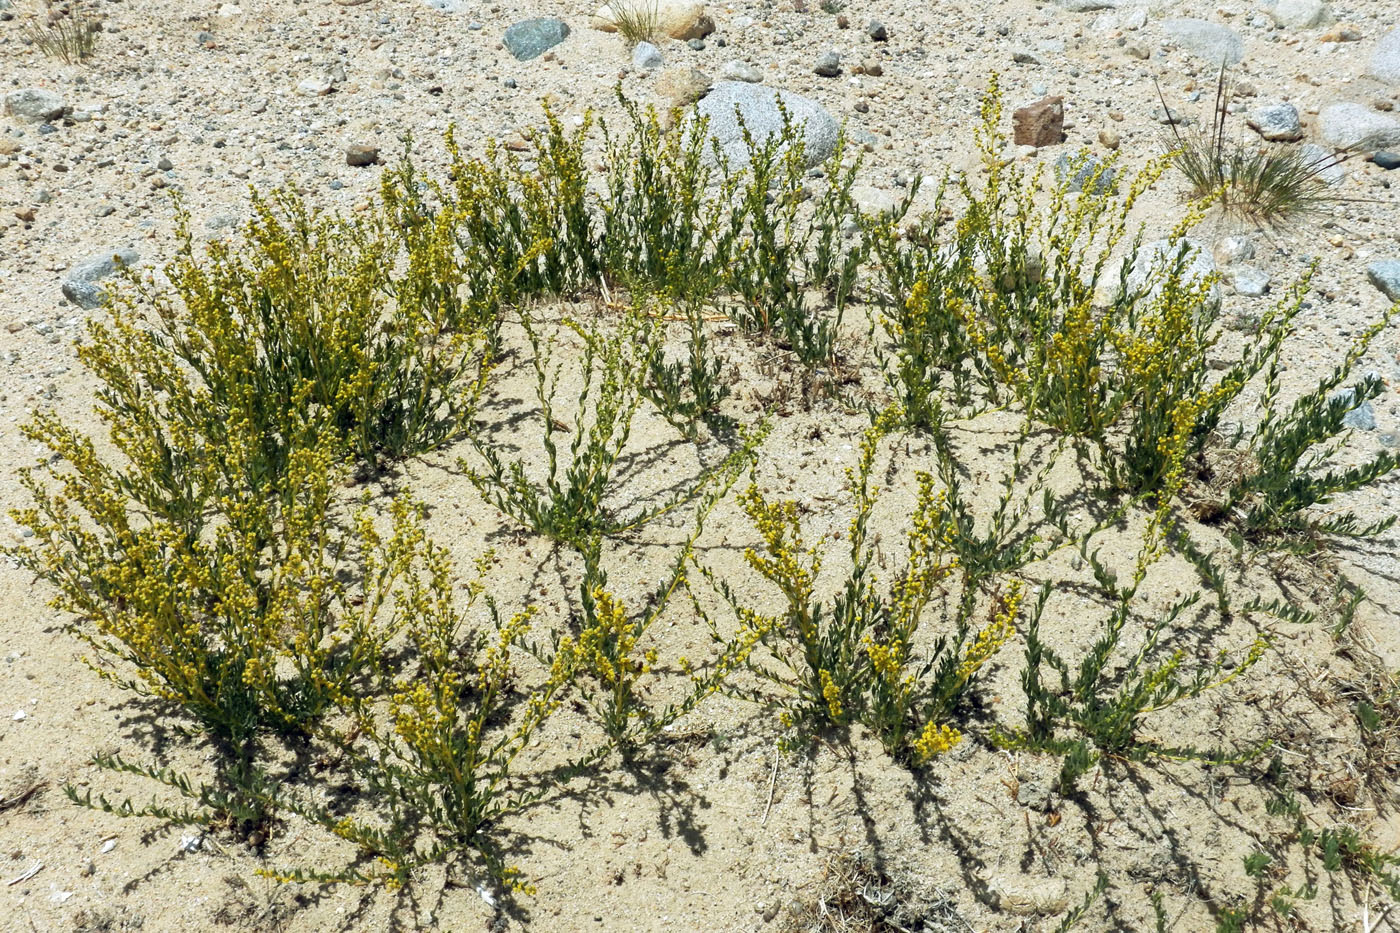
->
1055, 0, 1120, 10
1054, 153, 1115, 194
1370, 27, 1400, 86
813, 51, 841, 77
867, 19, 887, 41
1375, 151, 1400, 170
633, 41, 663, 69
4, 88, 66, 124
1125, 237, 1219, 305
1300, 143, 1347, 184
1245, 102, 1303, 141
1368, 259, 1400, 302
686, 37, 705, 50
1213, 235, 1255, 266
1345, 400, 1378, 431
1164, 18, 1244, 66
1331, 387, 1378, 430
1270, 0, 1331, 29
850, 184, 904, 216
719, 60, 763, 83
1229, 265, 1271, 296
503, 18, 570, 61
694, 81, 839, 168
61, 248, 140, 310
1318, 103, 1400, 151
1153, 106, 1192, 126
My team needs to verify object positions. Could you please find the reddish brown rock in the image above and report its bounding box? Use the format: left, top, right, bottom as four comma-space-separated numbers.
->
1012, 96, 1064, 147
345, 145, 381, 166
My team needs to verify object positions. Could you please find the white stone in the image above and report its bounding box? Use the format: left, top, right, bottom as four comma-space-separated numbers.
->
297, 77, 333, 97
1370, 27, 1400, 86
1163, 18, 1244, 66
1318, 103, 1400, 151
1123, 237, 1220, 308
1270, 0, 1331, 29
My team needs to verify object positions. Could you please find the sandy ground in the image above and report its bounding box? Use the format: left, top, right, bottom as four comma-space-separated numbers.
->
3, 0, 1400, 929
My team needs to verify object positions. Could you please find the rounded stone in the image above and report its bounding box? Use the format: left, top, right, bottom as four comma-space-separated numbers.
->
694, 82, 839, 168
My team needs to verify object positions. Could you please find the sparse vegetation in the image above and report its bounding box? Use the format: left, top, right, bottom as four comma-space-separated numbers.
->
606, 0, 662, 45
9, 80, 1400, 931
21, 0, 101, 63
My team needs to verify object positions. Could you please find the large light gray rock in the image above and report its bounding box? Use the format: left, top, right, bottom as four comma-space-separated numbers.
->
1369, 259, 1400, 302
4, 88, 65, 124
1123, 237, 1219, 306
1371, 27, 1400, 86
1318, 103, 1400, 150
1164, 18, 1244, 66
1270, 0, 1332, 29
1245, 102, 1303, 141
61, 248, 140, 310
1053, 152, 1116, 194
694, 81, 839, 168
1300, 143, 1347, 184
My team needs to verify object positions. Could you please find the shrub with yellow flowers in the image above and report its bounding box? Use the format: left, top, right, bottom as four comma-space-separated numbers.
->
261, 543, 581, 890
866, 78, 1399, 537
464, 310, 765, 552
697, 411, 1024, 763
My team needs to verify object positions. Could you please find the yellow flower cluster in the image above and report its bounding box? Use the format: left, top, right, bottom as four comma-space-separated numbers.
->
579, 589, 655, 687
912, 721, 962, 763
864, 636, 905, 680
819, 669, 844, 721
955, 582, 1023, 687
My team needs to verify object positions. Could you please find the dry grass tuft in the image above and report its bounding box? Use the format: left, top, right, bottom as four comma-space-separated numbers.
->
781, 851, 969, 932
